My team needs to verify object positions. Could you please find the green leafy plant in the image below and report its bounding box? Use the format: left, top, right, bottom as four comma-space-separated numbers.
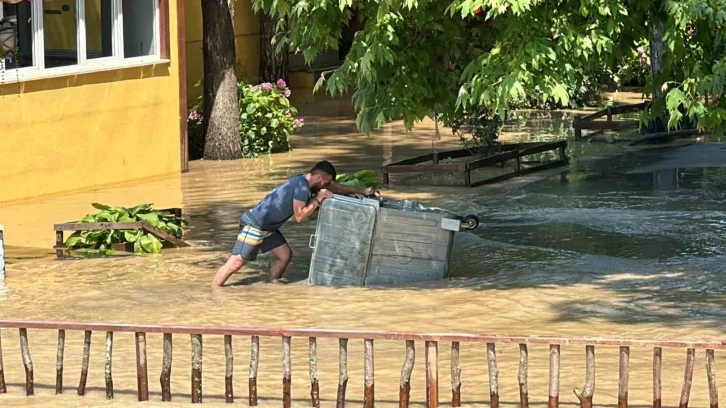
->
335, 170, 380, 188
187, 79, 304, 159
64, 203, 188, 255
239, 79, 304, 157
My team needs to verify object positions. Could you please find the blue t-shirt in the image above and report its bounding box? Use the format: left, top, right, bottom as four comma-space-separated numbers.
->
242, 174, 311, 231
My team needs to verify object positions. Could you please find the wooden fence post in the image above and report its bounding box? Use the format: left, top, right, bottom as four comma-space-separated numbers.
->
400, 340, 415, 408
680, 348, 695, 408
283, 336, 292, 408
619, 346, 629, 408
191, 334, 202, 403
105, 331, 114, 399
519, 344, 529, 408
161, 333, 173, 401
249, 336, 259, 406
0, 329, 5, 394
19, 328, 33, 396
136, 332, 149, 401
225, 335, 233, 403
78, 330, 92, 396
653, 347, 662, 408
56, 330, 65, 394
487, 343, 499, 408
426, 341, 439, 408
310, 338, 320, 408
549, 345, 560, 408
706, 349, 718, 408
364, 339, 375, 408
451, 342, 461, 407
575, 345, 595, 408
337, 338, 348, 408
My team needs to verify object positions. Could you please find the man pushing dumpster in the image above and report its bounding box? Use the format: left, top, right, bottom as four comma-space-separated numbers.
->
211, 161, 376, 287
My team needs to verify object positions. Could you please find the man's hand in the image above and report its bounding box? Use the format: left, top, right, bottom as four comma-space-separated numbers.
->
316, 189, 333, 202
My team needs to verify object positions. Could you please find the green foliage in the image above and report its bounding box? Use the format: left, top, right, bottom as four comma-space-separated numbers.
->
442, 108, 503, 156
253, 0, 726, 137
336, 170, 380, 188
239, 80, 305, 157
187, 79, 305, 160
64, 203, 188, 255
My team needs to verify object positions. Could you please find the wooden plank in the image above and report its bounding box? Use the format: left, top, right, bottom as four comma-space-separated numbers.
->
56, 330, 65, 394
451, 342, 461, 407
3, 320, 726, 348
467, 150, 521, 171
654, 347, 662, 408
576, 120, 640, 130
310, 338, 320, 408
55, 222, 143, 231
225, 335, 233, 403
627, 129, 702, 146
78, 330, 92, 396
283, 336, 292, 408
337, 338, 348, 408
382, 163, 467, 174
19, 328, 33, 396
549, 345, 560, 408
426, 341, 438, 408
519, 344, 529, 408
55, 230, 64, 259
619, 346, 629, 408
470, 160, 568, 187
400, 340, 415, 408
191, 334, 203, 403
161, 333, 173, 401
136, 332, 149, 401
141, 222, 191, 248
519, 141, 568, 157
385, 152, 435, 167
706, 349, 718, 408
0, 329, 5, 394
249, 336, 259, 406
105, 332, 114, 399
364, 339, 375, 408
680, 348, 695, 408
488, 343, 499, 408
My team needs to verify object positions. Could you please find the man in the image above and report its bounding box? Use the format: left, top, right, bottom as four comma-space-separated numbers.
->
211, 161, 375, 287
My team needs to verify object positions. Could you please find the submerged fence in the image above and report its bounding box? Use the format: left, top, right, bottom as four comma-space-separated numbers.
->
0, 320, 722, 407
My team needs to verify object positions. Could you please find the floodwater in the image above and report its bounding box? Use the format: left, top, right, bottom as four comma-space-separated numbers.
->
2, 94, 726, 407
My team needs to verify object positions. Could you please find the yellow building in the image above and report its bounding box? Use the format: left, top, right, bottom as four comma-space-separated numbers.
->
0, 0, 188, 204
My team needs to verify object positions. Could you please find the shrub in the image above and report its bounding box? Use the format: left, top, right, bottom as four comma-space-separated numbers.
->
186, 79, 305, 160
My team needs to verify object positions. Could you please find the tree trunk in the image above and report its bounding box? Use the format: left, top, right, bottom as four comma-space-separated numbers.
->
259, 13, 289, 83
647, 4, 667, 133
202, 0, 241, 160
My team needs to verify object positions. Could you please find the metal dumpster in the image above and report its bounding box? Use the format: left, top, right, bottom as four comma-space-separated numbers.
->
308, 195, 478, 286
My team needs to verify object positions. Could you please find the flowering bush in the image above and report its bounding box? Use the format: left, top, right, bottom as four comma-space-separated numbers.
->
186, 79, 304, 159
240, 79, 304, 157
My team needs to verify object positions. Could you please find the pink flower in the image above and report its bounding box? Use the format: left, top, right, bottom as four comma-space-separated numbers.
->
284, 89, 291, 98
188, 110, 201, 121
636, 46, 644, 55
261, 82, 273, 91
276, 79, 287, 89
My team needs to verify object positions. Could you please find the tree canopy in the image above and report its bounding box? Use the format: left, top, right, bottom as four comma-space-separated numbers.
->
253, 0, 726, 135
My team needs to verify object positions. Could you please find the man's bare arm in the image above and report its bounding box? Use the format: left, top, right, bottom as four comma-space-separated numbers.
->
293, 189, 333, 222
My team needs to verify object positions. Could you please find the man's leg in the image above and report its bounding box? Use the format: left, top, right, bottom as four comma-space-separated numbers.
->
260, 231, 291, 280
268, 243, 292, 280
211, 255, 245, 288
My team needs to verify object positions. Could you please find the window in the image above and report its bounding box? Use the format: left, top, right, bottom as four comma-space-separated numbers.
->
0, 0, 166, 82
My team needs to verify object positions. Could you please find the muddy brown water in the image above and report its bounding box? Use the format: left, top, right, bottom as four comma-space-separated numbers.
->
1, 94, 725, 407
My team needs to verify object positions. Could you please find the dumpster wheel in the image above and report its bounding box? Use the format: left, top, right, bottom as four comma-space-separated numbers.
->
460, 215, 479, 231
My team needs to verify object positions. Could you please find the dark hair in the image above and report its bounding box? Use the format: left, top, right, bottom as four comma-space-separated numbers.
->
310, 160, 337, 180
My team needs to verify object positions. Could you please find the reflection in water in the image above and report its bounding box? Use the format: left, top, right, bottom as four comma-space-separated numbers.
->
1, 96, 725, 407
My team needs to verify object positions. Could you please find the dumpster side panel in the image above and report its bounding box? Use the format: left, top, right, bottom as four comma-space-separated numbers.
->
365, 208, 455, 285
308, 196, 378, 286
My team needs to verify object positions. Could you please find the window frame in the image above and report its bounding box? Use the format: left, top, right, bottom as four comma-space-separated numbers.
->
0, 0, 169, 84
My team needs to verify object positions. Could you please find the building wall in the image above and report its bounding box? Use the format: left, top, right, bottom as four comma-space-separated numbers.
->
0, 2, 182, 204
184, 0, 260, 106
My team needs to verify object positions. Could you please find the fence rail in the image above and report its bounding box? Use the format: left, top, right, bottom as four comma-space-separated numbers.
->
0, 319, 722, 408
